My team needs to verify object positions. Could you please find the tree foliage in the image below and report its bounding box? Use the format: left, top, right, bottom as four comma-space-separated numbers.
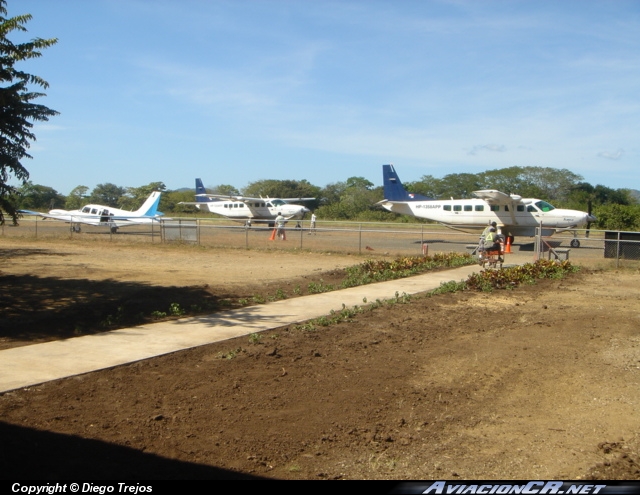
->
120, 181, 165, 211
16, 180, 64, 210
594, 204, 640, 231
0, 1, 58, 224
89, 183, 126, 208
65, 185, 89, 209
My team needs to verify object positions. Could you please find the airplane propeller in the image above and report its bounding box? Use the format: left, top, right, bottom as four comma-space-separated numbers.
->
586, 199, 594, 239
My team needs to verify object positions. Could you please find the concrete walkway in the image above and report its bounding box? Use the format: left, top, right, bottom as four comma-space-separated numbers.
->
0, 264, 484, 393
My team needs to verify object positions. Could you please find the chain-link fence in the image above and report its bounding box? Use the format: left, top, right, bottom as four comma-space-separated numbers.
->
5, 216, 640, 266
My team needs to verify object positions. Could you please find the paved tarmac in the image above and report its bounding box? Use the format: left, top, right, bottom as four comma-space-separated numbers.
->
0, 262, 515, 394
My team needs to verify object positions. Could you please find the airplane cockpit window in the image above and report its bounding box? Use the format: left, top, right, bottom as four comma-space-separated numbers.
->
271, 199, 287, 206
266, 202, 273, 208
527, 205, 537, 212
82, 207, 91, 213
534, 200, 555, 212
91, 208, 98, 214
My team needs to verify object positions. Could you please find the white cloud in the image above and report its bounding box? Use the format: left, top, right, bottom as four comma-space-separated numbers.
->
467, 144, 507, 156
597, 149, 625, 160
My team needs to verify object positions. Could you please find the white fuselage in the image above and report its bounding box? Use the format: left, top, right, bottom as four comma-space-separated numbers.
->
382, 198, 592, 237
197, 199, 309, 222
48, 205, 160, 228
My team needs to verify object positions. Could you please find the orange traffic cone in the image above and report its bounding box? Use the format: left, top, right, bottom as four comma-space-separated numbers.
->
505, 236, 512, 254
269, 228, 276, 241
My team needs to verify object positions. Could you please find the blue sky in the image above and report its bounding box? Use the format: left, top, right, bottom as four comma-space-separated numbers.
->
12, 0, 640, 195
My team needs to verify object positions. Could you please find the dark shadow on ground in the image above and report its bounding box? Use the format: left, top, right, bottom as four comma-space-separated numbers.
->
0, 274, 236, 348
0, 421, 267, 479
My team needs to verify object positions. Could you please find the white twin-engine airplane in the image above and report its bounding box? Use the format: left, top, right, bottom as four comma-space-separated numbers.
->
186, 178, 313, 226
378, 164, 596, 247
19, 191, 164, 234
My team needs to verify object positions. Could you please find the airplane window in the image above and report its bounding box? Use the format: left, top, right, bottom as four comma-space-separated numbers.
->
444, 205, 451, 211
490, 205, 500, 212
233, 204, 238, 208
535, 200, 555, 212
224, 204, 228, 208
527, 205, 537, 212
272, 199, 286, 206
267, 203, 273, 208
505, 205, 509, 211
239, 204, 244, 208
91, 208, 97, 214
464, 205, 472, 211
454, 205, 462, 212
82, 207, 90, 213
475, 205, 484, 211
517, 205, 525, 212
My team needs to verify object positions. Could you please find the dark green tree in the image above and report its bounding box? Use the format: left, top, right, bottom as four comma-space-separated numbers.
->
16, 180, 64, 210
0, 1, 58, 224
65, 185, 89, 209
89, 183, 126, 207
120, 181, 166, 210
242, 179, 321, 201
210, 184, 240, 196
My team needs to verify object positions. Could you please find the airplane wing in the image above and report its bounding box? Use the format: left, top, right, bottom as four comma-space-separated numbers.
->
18, 209, 45, 216
195, 194, 315, 203
18, 209, 62, 220
472, 190, 522, 204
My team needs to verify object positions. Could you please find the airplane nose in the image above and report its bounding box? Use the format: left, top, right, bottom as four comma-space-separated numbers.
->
587, 214, 597, 223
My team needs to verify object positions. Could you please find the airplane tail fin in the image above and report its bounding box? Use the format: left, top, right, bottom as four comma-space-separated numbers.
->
383, 164, 431, 201
135, 191, 162, 217
195, 178, 212, 203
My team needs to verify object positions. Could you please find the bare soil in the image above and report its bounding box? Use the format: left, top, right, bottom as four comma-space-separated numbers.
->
1, 237, 640, 480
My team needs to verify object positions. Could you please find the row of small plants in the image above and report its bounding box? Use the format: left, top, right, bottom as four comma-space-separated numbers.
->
341, 252, 476, 288
465, 259, 579, 292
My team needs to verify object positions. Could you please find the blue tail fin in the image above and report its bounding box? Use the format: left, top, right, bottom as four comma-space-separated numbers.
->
135, 191, 162, 216
195, 178, 211, 203
383, 164, 431, 201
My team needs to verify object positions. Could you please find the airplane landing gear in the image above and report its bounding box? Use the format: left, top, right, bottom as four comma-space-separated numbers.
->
110, 226, 118, 234
72, 225, 81, 233
570, 239, 580, 248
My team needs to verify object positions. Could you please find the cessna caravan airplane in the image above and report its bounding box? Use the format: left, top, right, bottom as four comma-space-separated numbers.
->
20, 191, 164, 233
378, 164, 596, 247
182, 178, 313, 226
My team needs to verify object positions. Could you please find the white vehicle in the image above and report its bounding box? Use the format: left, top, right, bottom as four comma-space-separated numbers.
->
183, 178, 313, 227
378, 164, 596, 247
20, 191, 164, 234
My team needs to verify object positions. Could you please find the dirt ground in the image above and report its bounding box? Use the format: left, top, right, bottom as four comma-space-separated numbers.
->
1, 237, 640, 480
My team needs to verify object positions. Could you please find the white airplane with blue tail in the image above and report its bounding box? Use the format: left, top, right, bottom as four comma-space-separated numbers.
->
20, 191, 164, 234
378, 164, 596, 247
182, 179, 313, 227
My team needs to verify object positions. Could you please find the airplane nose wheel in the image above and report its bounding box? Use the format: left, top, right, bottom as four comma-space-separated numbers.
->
570, 239, 580, 248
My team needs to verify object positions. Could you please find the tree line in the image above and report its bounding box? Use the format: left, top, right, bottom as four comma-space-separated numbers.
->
11, 166, 640, 231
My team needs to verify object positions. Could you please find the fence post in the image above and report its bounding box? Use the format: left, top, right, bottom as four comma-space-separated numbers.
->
617, 231, 621, 269
299, 222, 303, 249
359, 224, 362, 254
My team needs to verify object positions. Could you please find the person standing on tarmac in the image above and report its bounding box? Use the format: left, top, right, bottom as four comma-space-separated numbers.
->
275, 212, 286, 240
308, 212, 317, 235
